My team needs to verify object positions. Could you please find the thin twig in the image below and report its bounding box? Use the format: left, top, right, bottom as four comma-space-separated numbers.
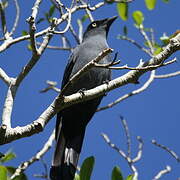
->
60, 48, 113, 96
155, 71, 180, 79
11, 130, 55, 179
119, 35, 152, 56
132, 136, 143, 163
77, 19, 83, 43
0, 2, 105, 52
36, 42, 72, 51
152, 166, 171, 180
69, 25, 81, 44
9, 0, 20, 37
33, 158, 49, 179
102, 118, 143, 180
101, 132, 141, 180
54, 8, 72, 34
27, 0, 42, 54
94, 58, 120, 68
120, 116, 131, 157
95, 58, 177, 70
40, 80, 60, 93
27, 16, 38, 54
101, 133, 127, 159
97, 70, 155, 111
53, 0, 80, 44
139, 24, 154, 55
80, 0, 94, 22
152, 139, 180, 162
150, 28, 155, 47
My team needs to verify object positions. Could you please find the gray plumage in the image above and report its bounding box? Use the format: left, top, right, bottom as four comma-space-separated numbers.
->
50, 16, 117, 180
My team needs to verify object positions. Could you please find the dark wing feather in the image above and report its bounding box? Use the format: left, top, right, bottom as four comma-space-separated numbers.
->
61, 51, 77, 88
55, 49, 77, 140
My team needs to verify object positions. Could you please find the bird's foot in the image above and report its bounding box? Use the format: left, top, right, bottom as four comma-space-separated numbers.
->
103, 79, 110, 85
78, 88, 86, 97
103, 80, 110, 96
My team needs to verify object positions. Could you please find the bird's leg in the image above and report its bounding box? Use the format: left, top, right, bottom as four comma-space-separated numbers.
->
102, 80, 110, 96
112, 52, 118, 63
78, 88, 86, 97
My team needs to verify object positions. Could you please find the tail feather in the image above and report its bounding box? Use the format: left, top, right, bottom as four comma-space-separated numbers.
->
50, 125, 85, 180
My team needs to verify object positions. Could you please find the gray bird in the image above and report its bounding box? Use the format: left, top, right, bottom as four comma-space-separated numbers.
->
50, 16, 117, 180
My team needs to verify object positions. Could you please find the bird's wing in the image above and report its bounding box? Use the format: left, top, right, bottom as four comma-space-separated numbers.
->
61, 49, 78, 88
55, 48, 78, 139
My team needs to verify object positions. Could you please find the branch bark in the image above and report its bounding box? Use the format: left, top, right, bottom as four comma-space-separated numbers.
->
0, 2, 105, 52
0, 33, 179, 145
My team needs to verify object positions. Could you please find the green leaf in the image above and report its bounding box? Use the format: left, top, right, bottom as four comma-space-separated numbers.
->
2, 1, 8, 9
111, 166, 123, 180
154, 47, 162, 55
49, 5, 56, 17
0, 152, 5, 159
117, 3, 128, 21
22, 31, 28, 36
81, 14, 89, 23
6, 166, 28, 180
0, 166, 7, 180
45, 12, 50, 21
123, 25, 128, 35
0, 152, 16, 163
79, 156, 95, 180
36, 18, 45, 24
145, 0, 157, 10
162, 0, 169, 3
126, 175, 134, 180
27, 44, 32, 51
160, 33, 170, 45
132, 11, 144, 26
74, 174, 80, 180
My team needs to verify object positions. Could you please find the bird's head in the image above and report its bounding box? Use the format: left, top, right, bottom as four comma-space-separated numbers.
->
83, 16, 117, 41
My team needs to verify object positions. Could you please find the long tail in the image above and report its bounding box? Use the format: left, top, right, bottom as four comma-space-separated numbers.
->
50, 121, 85, 180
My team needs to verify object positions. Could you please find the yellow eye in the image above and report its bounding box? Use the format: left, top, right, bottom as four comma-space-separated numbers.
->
92, 22, 97, 27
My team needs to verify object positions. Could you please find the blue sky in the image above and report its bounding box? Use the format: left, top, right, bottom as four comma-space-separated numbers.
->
0, 0, 180, 180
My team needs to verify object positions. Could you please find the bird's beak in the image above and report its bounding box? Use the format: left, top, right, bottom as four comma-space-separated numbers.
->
103, 16, 117, 34
106, 16, 118, 27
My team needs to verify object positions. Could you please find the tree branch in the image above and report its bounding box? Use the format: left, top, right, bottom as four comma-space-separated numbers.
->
0, 1, 8, 38
0, 2, 105, 52
95, 58, 177, 70
60, 48, 113, 96
139, 24, 154, 55
120, 116, 131, 157
152, 166, 171, 180
15, 18, 57, 87
0, 68, 11, 86
40, 80, 60, 93
2, 80, 17, 128
97, 70, 155, 111
10, 130, 55, 179
119, 35, 152, 56
0, 32, 179, 145
101, 118, 143, 180
152, 139, 180, 162
154, 71, 180, 79
9, 0, 20, 37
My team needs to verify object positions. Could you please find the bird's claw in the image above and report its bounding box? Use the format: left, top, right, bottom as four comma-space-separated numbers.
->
103, 80, 110, 96
78, 88, 86, 97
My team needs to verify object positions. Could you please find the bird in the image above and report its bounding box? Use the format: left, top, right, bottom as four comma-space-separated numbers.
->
50, 16, 117, 180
